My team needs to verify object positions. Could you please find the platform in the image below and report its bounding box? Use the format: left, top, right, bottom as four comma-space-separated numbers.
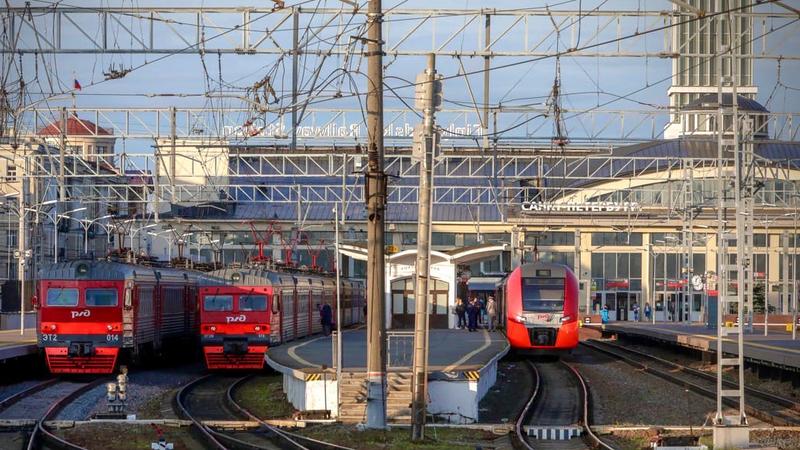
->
0, 329, 38, 362
266, 329, 509, 423
603, 322, 800, 371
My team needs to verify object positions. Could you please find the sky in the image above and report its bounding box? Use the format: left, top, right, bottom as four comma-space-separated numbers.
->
4, 0, 800, 150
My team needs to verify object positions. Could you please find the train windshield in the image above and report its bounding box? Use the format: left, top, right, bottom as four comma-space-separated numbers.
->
46, 288, 79, 306
86, 289, 118, 307
204, 295, 233, 311
521, 278, 564, 312
239, 295, 268, 311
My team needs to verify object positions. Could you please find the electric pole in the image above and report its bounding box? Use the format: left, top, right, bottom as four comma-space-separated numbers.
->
364, 0, 387, 429
411, 53, 439, 440
17, 156, 27, 336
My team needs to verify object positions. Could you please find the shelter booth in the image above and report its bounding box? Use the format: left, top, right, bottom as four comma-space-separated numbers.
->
337, 243, 508, 329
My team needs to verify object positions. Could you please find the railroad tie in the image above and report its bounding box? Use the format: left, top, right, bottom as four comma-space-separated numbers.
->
525, 426, 583, 440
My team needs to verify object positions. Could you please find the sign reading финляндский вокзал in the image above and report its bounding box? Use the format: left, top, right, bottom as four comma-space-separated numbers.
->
520, 201, 642, 214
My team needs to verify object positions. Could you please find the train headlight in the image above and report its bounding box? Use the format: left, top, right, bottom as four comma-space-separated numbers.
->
107, 325, 114, 331
254, 326, 261, 332
514, 314, 527, 323
560, 315, 573, 323
49, 324, 57, 331
210, 326, 216, 332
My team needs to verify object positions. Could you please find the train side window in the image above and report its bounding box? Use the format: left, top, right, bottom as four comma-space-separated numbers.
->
240, 295, 268, 311
86, 289, 119, 307
204, 295, 233, 311
46, 288, 79, 307
272, 295, 280, 314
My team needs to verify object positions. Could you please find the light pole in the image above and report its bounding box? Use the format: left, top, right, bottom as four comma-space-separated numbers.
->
785, 210, 798, 340
67, 215, 114, 255
333, 202, 342, 417
52, 206, 86, 263
125, 222, 157, 263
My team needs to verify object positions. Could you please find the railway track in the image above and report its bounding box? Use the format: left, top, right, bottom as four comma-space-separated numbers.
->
175, 374, 351, 450
24, 379, 106, 450
582, 339, 800, 426
514, 359, 614, 450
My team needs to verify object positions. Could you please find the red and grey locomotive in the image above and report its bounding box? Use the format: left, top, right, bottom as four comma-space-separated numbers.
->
500, 261, 579, 353
198, 267, 365, 370
35, 260, 199, 374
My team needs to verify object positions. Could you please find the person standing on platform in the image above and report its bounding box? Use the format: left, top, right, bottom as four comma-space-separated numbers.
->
455, 298, 467, 329
321, 301, 333, 336
644, 302, 652, 322
632, 301, 640, 322
467, 298, 479, 332
486, 296, 497, 332
601, 304, 610, 325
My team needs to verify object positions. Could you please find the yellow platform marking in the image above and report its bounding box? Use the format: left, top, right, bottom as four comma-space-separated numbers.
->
442, 329, 491, 373
464, 371, 480, 381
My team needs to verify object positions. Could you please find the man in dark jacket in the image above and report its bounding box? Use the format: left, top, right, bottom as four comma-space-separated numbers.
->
455, 297, 467, 329
321, 302, 333, 336
467, 298, 480, 332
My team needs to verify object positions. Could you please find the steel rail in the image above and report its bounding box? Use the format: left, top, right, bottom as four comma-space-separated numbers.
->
581, 340, 800, 426
593, 339, 800, 414
226, 375, 353, 450
174, 374, 230, 450
0, 379, 59, 412
512, 360, 539, 450
26, 379, 106, 450
562, 360, 616, 450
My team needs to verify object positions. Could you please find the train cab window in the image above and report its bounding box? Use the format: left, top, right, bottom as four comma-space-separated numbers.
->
46, 288, 79, 306
522, 278, 564, 312
240, 295, 268, 311
204, 295, 233, 311
86, 289, 119, 307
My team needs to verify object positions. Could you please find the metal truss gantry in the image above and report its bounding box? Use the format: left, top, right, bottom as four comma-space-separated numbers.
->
1, 5, 798, 58
16, 150, 797, 210
10, 106, 800, 144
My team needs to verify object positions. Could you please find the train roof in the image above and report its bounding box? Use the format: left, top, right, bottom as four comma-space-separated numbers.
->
200, 267, 361, 289
38, 260, 200, 283
518, 261, 575, 278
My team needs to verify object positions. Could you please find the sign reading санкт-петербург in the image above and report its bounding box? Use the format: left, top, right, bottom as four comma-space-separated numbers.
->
520, 201, 642, 214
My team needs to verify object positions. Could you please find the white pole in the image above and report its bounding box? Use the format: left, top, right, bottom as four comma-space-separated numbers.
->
53, 212, 58, 264
84, 223, 89, 255
334, 202, 342, 414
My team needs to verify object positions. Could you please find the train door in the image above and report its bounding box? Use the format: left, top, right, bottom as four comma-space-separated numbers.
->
616, 293, 629, 321
282, 288, 295, 342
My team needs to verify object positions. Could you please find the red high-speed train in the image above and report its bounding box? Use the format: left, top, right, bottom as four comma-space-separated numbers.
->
35, 261, 200, 374
198, 267, 365, 370
499, 261, 579, 353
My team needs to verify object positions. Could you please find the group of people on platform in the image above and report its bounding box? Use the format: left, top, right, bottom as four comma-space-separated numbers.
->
454, 296, 497, 332
600, 301, 653, 324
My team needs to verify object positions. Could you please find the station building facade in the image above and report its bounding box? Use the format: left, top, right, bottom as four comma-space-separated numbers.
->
130, 94, 800, 329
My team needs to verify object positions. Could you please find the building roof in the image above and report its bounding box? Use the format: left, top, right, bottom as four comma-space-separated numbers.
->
682, 93, 768, 113
37, 115, 113, 136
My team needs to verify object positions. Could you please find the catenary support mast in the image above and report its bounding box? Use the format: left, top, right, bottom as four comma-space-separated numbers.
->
411, 53, 436, 440
365, 0, 387, 429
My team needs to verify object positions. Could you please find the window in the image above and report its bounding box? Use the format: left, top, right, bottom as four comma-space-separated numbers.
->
46, 288, 79, 306
6, 229, 17, 247
522, 278, 564, 312
592, 232, 642, 246
5, 165, 16, 182
431, 232, 455, 246
526, 232, 574, 246
204, 295, 233, 311
240, 295, 268, 311
401, 232, 417, 245
86, 288, 118, 306
96, 145, 106, 154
